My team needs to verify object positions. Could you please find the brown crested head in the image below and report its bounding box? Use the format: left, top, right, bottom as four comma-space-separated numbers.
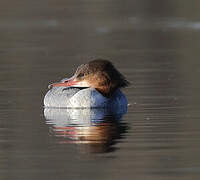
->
74, 59, 130, 97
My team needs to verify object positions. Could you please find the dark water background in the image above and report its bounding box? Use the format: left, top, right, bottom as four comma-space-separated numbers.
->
1, 0, 200, 179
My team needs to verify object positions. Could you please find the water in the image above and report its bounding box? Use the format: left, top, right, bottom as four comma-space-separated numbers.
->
1, 0, 200, 179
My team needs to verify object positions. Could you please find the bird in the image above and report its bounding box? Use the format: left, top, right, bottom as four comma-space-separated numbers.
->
44, 59, 129, 109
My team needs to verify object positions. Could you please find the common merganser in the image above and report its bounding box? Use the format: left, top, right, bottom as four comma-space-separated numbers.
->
44, 59, 129, 108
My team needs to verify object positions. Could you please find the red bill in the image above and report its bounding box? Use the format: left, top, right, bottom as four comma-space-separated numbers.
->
48, 80, 79, 89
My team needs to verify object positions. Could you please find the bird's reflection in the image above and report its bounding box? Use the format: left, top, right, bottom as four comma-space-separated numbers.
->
44, 108, 128, 153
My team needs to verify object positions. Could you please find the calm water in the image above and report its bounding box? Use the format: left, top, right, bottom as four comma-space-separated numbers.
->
1, 0, 200, 179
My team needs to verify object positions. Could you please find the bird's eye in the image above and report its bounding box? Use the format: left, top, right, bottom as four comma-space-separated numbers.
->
76, 73, 84, 79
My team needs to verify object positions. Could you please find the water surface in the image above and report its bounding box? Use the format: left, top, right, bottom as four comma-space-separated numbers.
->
1, 0, 200, 180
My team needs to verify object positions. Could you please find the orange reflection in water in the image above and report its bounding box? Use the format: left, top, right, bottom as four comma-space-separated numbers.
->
44, 108, 128, 153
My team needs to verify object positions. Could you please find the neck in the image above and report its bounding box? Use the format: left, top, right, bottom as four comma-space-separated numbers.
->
96, 87, 116, 98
